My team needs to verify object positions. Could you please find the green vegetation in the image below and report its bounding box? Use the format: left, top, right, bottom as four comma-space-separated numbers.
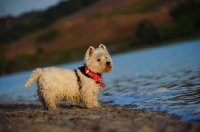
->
0, 0, 99, 44
0, 46, 88, 75
107, 0, 159, 17
87, 0, 160, 20
135, 0, 200, 45
136, 19, 158, 43
36, 30, 60, 43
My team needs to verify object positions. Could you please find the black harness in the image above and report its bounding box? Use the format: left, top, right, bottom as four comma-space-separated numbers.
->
74, 69, 81, 90
74, 66, 90, 90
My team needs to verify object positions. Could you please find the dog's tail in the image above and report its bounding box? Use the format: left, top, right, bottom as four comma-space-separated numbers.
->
24, 68, 43, 88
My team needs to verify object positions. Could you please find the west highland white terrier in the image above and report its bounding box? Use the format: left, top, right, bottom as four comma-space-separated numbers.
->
24, 44, 113, 110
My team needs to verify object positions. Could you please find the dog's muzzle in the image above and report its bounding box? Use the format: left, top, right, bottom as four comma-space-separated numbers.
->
105, 61, 113, 72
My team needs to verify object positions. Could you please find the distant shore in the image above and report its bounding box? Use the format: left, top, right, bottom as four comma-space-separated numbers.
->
0, 100, 199, 132
1, 0, 200, 77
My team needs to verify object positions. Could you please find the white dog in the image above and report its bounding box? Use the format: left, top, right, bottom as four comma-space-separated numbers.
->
24, 44, 113, 110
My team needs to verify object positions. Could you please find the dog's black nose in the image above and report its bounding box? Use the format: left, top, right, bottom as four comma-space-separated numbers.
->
106, 61, 111, 66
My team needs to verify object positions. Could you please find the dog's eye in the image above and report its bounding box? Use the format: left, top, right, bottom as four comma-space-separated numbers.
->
105, 56, 107, 59
97, 59, 101, 61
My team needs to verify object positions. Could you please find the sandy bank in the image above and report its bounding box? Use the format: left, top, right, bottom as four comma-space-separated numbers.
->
0, 101, 199, 132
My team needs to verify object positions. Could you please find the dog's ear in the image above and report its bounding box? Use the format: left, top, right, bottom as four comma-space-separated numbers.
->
99, 44, 107, 50
86, 46, 95, 60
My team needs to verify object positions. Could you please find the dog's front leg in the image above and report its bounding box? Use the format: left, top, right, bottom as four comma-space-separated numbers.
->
81, 92, 100, 108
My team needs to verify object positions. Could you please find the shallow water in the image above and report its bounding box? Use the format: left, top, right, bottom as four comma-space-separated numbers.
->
0, 39, 200, 121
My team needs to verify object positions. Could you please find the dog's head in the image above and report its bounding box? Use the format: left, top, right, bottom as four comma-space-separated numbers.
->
84, 44, 113, 74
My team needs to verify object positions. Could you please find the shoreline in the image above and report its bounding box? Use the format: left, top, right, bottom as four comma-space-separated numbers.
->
1, 37, 200, 77
0, 101, 199, 132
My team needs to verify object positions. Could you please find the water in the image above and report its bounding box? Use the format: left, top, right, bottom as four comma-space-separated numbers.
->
0, 39, 200, 121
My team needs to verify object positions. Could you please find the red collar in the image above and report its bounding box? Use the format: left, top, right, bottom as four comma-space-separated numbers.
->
85, 66, 105, 87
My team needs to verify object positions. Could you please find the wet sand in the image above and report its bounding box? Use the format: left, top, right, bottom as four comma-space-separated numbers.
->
0, 101, 199, 132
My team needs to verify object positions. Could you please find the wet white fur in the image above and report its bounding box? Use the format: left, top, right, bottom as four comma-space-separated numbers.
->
24, 44, 113, 110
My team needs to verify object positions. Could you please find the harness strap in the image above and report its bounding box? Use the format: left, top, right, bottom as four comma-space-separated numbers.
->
74, 69, 82, 90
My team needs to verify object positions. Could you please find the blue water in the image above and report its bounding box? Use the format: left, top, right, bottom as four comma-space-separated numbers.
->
0, 39, 200, 121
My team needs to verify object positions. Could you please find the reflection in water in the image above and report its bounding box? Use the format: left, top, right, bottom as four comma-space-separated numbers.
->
0, 39, 200, 121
